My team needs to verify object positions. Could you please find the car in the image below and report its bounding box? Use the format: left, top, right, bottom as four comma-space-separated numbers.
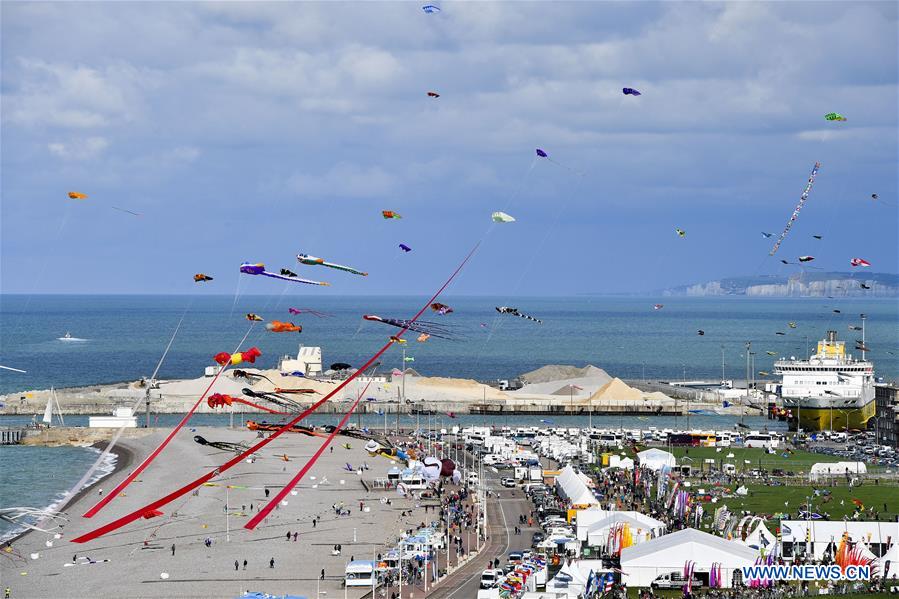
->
651, 572, 704, 590
531, 532, 545, 545
480, 569, 500, 589
500, 477, 517, 488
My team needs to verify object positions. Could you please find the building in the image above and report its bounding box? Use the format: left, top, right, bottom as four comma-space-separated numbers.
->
875, 383, 899, 449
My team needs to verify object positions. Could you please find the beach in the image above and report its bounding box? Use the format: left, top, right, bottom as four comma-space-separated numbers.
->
1, 427, 441, 598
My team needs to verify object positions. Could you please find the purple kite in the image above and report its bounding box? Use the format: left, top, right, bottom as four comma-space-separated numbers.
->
240, 263, 328, 286
536, 148, 548, 158
623, 87, 641, 96
399, 244, 412, 252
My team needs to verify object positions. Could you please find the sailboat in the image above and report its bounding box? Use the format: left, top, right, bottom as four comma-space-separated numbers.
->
41, 388, 65, 427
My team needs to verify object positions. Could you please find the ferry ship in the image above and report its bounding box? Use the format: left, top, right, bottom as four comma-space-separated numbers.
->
774, 330, 875, 432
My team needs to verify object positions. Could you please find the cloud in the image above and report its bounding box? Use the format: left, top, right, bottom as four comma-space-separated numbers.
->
47, 136, 109, 160
286, 163, 396, 199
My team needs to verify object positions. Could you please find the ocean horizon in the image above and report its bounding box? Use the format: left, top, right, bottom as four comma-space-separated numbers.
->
1, 294, 896, 396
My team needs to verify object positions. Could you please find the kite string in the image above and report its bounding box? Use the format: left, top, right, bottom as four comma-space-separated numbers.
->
81, 322, 256, 518
71, 242, 480, 543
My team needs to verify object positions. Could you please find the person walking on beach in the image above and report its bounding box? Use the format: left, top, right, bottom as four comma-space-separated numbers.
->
320, 568, 325, 580
312, 518, 317, 528
171, 544, 176, 556
293, 532, 298, 541
269, 557, 275, 569
243, 559, 247, 570
265, 489, 270, 498
286, 531, 291, 542
234, 560, 239, 571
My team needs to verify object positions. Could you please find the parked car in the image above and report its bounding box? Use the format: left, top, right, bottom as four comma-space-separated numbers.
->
500, 477, 517, 488
651, 572, 704, 590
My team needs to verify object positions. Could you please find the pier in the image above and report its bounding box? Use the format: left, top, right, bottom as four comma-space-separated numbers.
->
1, 428, 25, 444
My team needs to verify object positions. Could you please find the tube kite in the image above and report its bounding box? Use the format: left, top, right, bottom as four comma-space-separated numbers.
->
240, 262, 328, 286
622, 88, 642, 96
399, 244, 412, 252
850, 258, 871, 267
297, 254, 367, 276
382, 211, 402, 219
769, 162, 820, 256
194, 274, 213, 282
266, 320, 302, 333
214, 347, 261, 366
495, 306, 542, 324
492, 211, 515, 223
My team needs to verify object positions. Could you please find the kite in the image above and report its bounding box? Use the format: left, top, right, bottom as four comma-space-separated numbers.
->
427, 91, 440, 98
812, 235, 822, 240
417, 333, 430, 342
781, 260, 790, 265
280, 268, 299, 277
399, 244, 412, 252
622, 87, 641, 96
653, 304, 664, 310
769, 162, 821, 256
232, 370, 274, 385
535, 148, 582, 174
860, 283, 871, 290
68, 192, 88, 200
855, 341, 870, 353
536, 149, 548, 158
242, 389, 306, 413
382, 211, 402, 219
422, 4, 440, 13
758, 371, 770, 376
297, 254, 367, 276
266, 321, 302, 333
766, 351, 777, 356
788, 322, 797, 328
213, 347, 261, 366
872, 194, 878, 200
761, 232, 773, 238
850, 258, 870, 267
798, 256, 815, 263
362, 314, 455, 339
288, 307, 332, 317
495, 306, 542, 324
207, 394, 287, 415
430, 302, 453, 315
697, 330, 705, 336
675, 228, 686, 238
824, 113, 847, 122
389, 336, 407, 344
492, 211, 515, 223
240, 262, 328, 286
776, 332, 786, 336
833, 309, 841, 314
246, 313, 264, 322
274, 388, 316, 395
194, 274, 213, 282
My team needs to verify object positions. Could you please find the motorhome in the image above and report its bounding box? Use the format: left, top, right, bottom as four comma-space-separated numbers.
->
344, 560, 380, 587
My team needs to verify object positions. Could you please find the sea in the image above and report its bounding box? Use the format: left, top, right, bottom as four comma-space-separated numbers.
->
1, 294, 896, 540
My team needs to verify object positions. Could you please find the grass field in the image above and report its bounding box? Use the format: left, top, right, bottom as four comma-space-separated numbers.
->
665, 445, 845, 473
717, 482, 899, 521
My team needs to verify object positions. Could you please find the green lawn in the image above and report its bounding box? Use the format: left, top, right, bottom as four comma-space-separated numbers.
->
666, 445, 848, 473
715, 482, 899, 521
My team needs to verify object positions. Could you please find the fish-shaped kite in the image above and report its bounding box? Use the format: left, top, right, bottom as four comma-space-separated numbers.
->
297, 254, 367, 276
495, 306, 542, 324
622, 87, 642, 96
382, 210, 402, 219
266, 321, 302, 333
492, 211, 515, 223
240, 262, 328, 286
850, 258, 871, 267
194, 274, 213, 282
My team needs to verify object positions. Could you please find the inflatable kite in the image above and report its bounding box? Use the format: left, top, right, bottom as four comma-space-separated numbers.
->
430, 302, 453, 315
492, 211, 515, 223
825, 113, 847, 122
769, 162, 820, 256
297, 254, 367, 276
213, 347, 261, 366
194, 274, 213, 282
399, 244, 412, 252
622, 87, 641, 96
266, 320, 302, 333
850, 258, 871, 267
68, 191, 88, 199
240, 263, 329, 286
495, 306, 542, 324
207, 393, 288, 415
246, 313, 264, 322
382, 210, 401, 219
362, 314, 454, 339
417, 333, 430, 342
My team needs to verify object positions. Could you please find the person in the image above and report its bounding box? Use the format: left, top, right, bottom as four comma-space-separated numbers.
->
312, 518, 317, 528
293, 532, 298, 541
320, 568, 325, 580
269, 557, 275, 569
286, 531, 291, 541
72, 555, 77, 563
171, 544, 175, 556
4, 587, 9, 599
265, 489, 270, 498
243, 559, 247, 570
234, 560, 239, 571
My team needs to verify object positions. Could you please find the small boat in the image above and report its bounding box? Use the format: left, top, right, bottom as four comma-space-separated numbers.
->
57, 332, 86, 342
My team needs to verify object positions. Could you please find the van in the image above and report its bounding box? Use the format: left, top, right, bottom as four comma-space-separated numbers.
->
480, 569, 500, 589
651, 572, 704, 590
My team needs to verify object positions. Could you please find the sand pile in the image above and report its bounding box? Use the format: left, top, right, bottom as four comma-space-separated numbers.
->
520, 364, 611, 384
587, 377, 644, 402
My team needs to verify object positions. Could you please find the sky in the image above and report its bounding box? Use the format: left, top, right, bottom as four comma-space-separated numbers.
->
1, 1, 897, 296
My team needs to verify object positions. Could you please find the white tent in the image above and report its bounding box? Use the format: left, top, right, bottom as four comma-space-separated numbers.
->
575, 508, 610, 541
636, 448, 676, 471
808, 461, 867, 481
606, 455, 635, 470
741, 521, 776, 553
545, 561, 606, 599
620, 528, 758, 588
555, 465, 600, 507
585, 512, 666, 549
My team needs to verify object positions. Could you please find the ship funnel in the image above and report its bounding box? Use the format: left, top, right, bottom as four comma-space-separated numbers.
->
826, 330, 837, 343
